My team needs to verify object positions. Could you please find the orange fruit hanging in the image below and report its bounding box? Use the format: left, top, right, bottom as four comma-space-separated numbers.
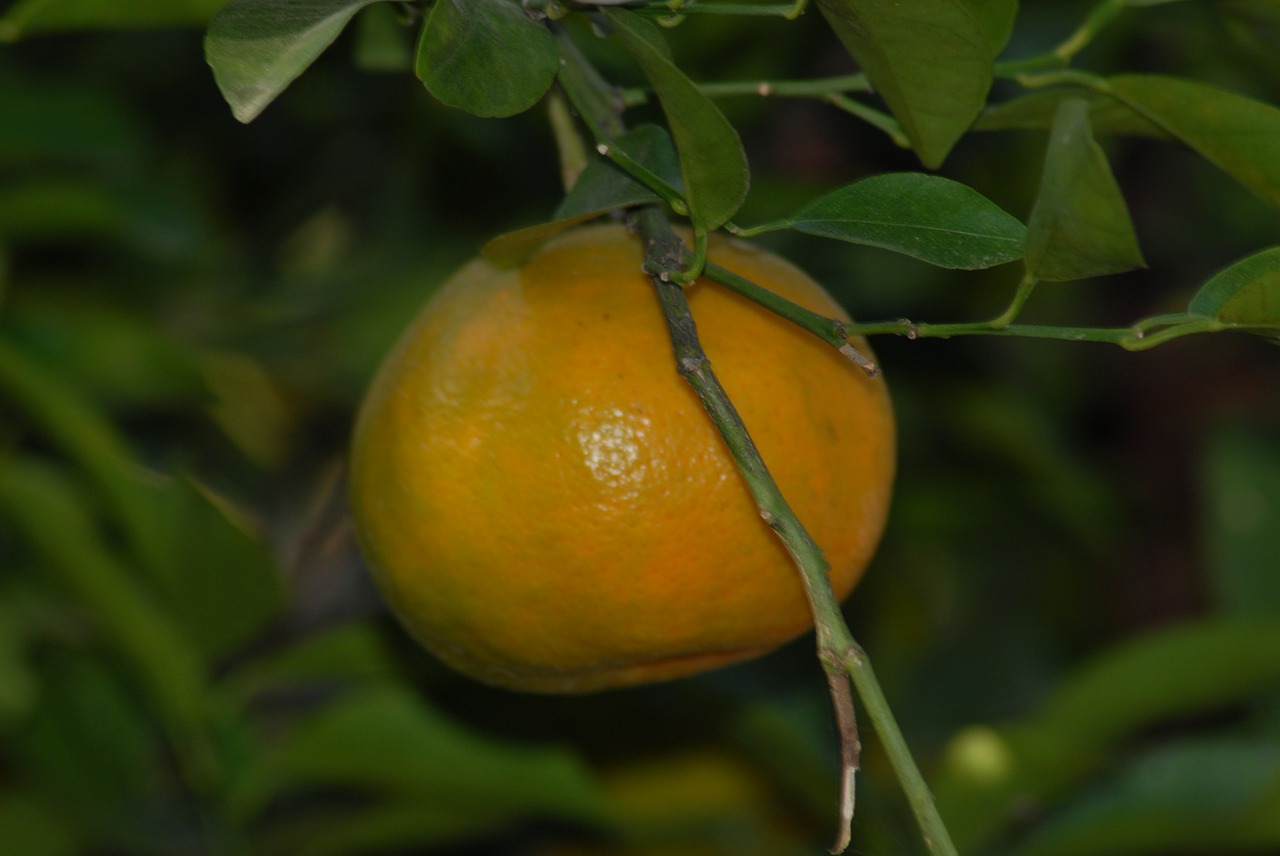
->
349, 222, 895, 692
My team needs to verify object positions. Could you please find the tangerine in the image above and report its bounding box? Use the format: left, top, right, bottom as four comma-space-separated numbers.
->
349, 222, 894, 692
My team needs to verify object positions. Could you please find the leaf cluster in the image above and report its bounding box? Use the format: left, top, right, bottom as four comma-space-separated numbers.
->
185, 0, 1280, 342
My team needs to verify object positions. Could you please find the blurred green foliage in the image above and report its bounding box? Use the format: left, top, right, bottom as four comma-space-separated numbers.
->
2, 1, 1280, 855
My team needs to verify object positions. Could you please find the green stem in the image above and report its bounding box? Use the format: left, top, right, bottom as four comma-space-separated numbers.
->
596, 138, 690, 215
840, 642, 957, 855
704, 261, 879, 375
993, 0, 1127, 80
633, 208, 958, 855
629, 1, 805, 16
548, 91, 590, 193
826, 94, 911, 148
615, 72, 897, 144
989, 271, 1039, 329
844, 316, 1239, 350
1054, 0, 1126, 63
631, 207, 868, 854
620, 73, 872, 107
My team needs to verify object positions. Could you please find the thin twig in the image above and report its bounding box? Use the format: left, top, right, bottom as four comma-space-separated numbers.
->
843, 315, 1245, 351
703, 261, 880, 376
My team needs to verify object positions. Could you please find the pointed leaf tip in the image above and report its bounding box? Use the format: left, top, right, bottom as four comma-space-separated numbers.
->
816, 0, 992, 168
1024, 99, 1145, 282
207, 0, 390, 123
603, 9, 749, 231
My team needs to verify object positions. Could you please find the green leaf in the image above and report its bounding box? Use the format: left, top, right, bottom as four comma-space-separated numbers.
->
206, 0, 391, 124
480, 216, 598, 269
196, 349, 293, 467
221, 623, 396, 704
352, 2, 412, 73
0, 0, 225, 40
2, 296, 206, 408
0, 458, 209, 748
603, 9, 749, 231
1187, 246, 1280, 329
1017, 738, 1280, 856
0, 337, 169, 580
555, 124, 682, 221
937, 619, 1280, 852
1036, 620, 1280, 746
234, 687, 603, 822
815, 0, 992, 168
259, 800, 510, 856
481, 125, 684, 268
0, 793, 77, 856
1218, 0, 1280, 66
0, 601, 38, 725
1107, 74, 1280, 210
12, 651, 163, 843
973, 89, 1169, 138
788, 172, 1026, 269
0, 82, 146, 167
155, 476, 285, 662
1203, 423, 1280, 618
415, 0, 557, 118
0, 178, 202, 261
959, 0, 1019, 56
1024, 99, 1145, 282
479, 72, 722, 266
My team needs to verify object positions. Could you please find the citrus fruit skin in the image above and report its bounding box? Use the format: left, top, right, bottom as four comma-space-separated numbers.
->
349, 222, 894, 693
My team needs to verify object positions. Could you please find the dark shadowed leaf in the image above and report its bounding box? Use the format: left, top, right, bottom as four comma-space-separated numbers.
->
155, 477, 285, 662
0, 792, 77, 856
974, 89, 1169, 137
0, 601, 37, 723
0, 82, 146, 167
0, 459, 208, 747
603, 9, 749, 231
353, 2, 412, 72
1187, 246, 1280, 332
483, 125, 683, 267
10, 651, 162, 841
222, 623, 397, 705
789, 173, 1025, 269
1024, 99, 1145, 282
936, 619, 1280, 853
0, 0, 225, 40
259, 799, 508, 856
1016, 739, 1280, 856
555, 124, 682, 221
1203, 423, 1280, 618
1108, 74, 1280, 210
815, 0, 992, 168
0, 338, 168, 579
480, 216, 598, 269
1035, 620, 1280, 745
206, 0, 391, 123
2, 297, 206, 408
415, 0, 557, 118
234, 687, 603, 822
1218, 0, 1280, 59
